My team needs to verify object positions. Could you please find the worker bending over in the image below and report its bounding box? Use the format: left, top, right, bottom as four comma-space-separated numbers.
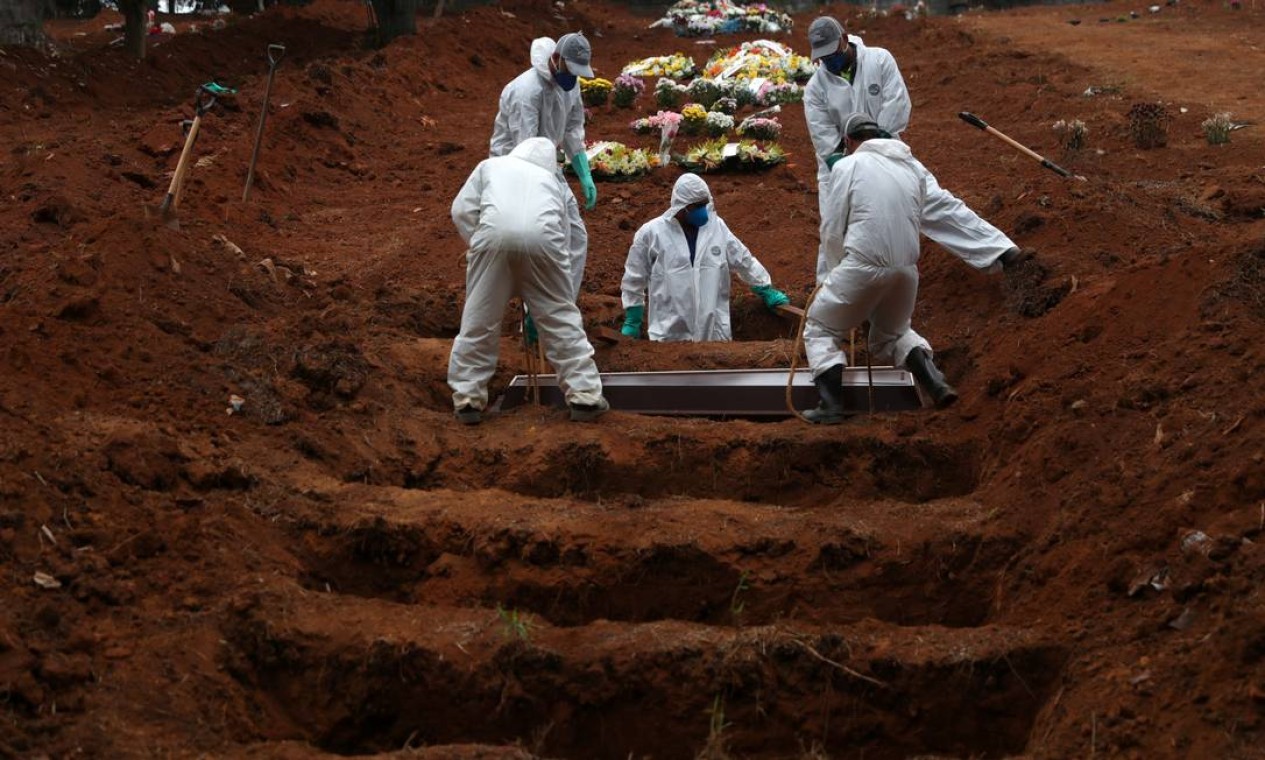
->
448, 137, 609, 425
620, 173, 790, 342
804, 114, 957, 424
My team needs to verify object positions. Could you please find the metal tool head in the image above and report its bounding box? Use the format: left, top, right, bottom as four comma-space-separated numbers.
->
267, 43, 286, 67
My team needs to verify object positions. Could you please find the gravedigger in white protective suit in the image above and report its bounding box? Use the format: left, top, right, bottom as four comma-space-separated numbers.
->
803, 16, 1028, 284
619, 173, 791, 342
489, 33, 597, 311
448, 137, 609, 425
802, 114, 958, 424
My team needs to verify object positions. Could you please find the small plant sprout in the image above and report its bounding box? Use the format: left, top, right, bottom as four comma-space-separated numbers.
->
496, 604, 535, 641
696, 694, 732, 760
1202, 112, 1233, 145
729, 570, 750, 618
1052, 118, 1089, 150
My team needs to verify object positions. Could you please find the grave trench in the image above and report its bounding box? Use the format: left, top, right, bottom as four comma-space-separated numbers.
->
236, 338, 1062, 757
294, 500, 1019, 630
224, 590, 1067, 760
395, 429, 983, 507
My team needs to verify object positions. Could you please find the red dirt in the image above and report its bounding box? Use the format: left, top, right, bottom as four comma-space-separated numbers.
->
2, 0, 1264, 757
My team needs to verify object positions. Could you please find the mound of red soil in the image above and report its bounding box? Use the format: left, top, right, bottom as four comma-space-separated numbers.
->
2, 0, 1264, 757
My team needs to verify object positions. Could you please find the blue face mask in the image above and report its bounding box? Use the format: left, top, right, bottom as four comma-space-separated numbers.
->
684, 206, 709, 227
821, 51, 849, 76
553, 70, 578, 91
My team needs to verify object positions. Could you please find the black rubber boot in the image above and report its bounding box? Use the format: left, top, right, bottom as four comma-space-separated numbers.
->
999, 246, 1034, 270
802, 364, 847, 424
905, 348, 958, 409
454, 405, 482, 425
568, 396, 610, 422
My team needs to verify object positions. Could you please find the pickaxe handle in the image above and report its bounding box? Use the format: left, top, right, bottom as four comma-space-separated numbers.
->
243, 44, 286, 202
958, 111, 1075, 179
775, 304, 806, 320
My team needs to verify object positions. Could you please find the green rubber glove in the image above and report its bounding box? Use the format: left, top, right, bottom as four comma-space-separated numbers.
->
752, 284, 790, 310
620, 305, 644, 339
826, 151, 846, 170
523, 314, 538, 346
571, 151, 598, 210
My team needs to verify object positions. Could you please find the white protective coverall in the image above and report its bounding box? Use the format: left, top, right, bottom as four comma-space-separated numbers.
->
448, 137, 603, 411
489, 37, 588, 302
804, 35, 1014, 281
805, 138, 933, 377
621, 174, 774, 342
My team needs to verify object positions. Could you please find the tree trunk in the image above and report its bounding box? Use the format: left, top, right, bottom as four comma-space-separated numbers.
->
369, 0, 418, 47
118, 0, 145, 59
0, 0, 46, 46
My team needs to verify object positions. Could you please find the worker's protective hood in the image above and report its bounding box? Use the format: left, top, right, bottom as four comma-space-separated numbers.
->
509, 136, 559, 173
530, 37, 557, 82
665, 173, 714, 219
853, 138, 915, 163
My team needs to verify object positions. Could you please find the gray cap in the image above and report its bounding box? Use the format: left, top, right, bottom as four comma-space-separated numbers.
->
556, 32, 594, 78
808, 17, 844, 61
842, 112, 880, 138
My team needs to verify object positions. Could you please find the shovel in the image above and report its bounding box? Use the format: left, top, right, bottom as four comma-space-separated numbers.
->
242, 43, 286, 202
958, 112, 1087, 181
156, 85, 219, 228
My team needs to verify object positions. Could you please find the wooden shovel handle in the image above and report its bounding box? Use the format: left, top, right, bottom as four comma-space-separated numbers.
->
171, 115, 203, 210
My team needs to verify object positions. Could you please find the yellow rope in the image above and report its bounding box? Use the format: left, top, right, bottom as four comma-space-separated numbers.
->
785, 286, 876, 421
522, 304, 540, 406
785, 285, 822, 423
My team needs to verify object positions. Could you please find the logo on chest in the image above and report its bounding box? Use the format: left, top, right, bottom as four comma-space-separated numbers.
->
868, 83, 881, 96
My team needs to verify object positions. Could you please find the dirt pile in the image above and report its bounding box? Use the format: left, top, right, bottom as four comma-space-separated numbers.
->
1, 0, 1264, 757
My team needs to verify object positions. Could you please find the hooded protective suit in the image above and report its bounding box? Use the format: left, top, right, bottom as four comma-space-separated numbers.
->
621, 174, 774, 342
804, 35, 1014, 281
489, 37, 589, 302
805, 138, 933, 376
448, 137, 603, 411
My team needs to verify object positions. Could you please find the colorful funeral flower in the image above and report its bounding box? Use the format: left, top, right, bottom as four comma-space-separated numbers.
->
612, 74, 646, 108
705, 111, 735, 137
655, 78, 689, 109
678, 138, 786, 172
737, 115, 781, 140
687, 78, 723, 109
681, 103, 709, 135
754, 81, 802, 106
649, 110, 685, 129
580, 77, 614, 108
649, 0, 794, 38
581, 141, 661, 179
630, 117, 655, 135
703, 40, 815, 83
622, 54, 698, 80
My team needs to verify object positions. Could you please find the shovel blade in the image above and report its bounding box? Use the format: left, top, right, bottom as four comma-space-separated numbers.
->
155, 193, 180, 229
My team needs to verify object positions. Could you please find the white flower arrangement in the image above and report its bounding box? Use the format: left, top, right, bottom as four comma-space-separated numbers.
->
622, 54, 698, 80
649, 0, 794, 38
704, 111, 735, 137
574, 141, 661, 180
